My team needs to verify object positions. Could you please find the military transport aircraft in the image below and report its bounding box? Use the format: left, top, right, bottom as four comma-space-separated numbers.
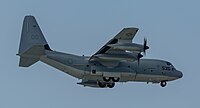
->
17, 16, 183, 88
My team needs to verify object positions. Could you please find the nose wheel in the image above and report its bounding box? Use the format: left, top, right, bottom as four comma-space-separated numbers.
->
160, 81, 167, 87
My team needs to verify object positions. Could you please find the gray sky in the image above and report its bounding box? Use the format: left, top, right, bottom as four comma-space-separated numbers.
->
0, 0, 199, 108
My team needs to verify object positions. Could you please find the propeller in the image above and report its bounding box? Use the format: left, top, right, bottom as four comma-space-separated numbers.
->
143, 37, 149, 55
137, 53, 143, 65
137, 38, 149, 65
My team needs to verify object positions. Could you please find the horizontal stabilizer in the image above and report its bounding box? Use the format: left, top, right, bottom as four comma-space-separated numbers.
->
17, 45, 45, 67
19, 57, 39, 67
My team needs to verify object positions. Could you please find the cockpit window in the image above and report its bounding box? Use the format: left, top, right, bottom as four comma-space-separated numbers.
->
166, 62, 172, 66
172, 68, 176, 71
162, 62, 176, 71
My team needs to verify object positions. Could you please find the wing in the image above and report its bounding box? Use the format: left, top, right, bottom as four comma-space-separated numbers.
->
90, 28, 140, 65
94, 28, 139, 55
113, 27, 139, 42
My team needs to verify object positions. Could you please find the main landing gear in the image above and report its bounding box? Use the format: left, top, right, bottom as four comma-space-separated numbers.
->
107, 83, 115, 88
103, 77, 120, 82
98, 81, 115, 88
98, 77, 120, 88
160, 81, 167, 87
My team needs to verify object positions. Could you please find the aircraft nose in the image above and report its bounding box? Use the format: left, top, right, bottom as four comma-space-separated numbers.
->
176, 70, 183, 78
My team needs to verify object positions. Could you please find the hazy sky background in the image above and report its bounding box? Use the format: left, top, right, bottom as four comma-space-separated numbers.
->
0, 0, 199, 108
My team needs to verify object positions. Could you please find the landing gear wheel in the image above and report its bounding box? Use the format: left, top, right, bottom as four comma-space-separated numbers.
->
103, 77, 111, 82
98, 82, 106, 88
111, 77, 120, 82
107, 83, 115, 88
160, 81, 167, 87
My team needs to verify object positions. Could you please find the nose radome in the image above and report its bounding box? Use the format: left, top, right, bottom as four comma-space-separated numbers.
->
177, 71, 183, 78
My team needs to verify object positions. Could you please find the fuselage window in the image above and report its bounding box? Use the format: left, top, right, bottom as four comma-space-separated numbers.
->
92, 70, 96, 74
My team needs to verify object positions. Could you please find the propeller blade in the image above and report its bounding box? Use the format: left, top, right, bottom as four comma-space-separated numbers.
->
137, 53, 143, 65
143, 37, 149, 55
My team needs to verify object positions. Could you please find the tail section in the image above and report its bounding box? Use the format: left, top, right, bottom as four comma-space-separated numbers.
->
18, 15, 52, 67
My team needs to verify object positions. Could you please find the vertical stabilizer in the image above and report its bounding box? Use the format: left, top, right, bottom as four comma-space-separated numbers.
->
18, 15, 51, 67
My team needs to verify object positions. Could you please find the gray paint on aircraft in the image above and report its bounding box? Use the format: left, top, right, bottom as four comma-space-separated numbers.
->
17, 16, 183, 88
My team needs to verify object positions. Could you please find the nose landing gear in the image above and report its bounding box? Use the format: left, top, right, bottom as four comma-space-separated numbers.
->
160, 81, 167, 87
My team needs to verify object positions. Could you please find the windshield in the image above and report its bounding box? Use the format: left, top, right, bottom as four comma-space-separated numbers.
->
166, 62, 172, 66
166, 62, 176, 71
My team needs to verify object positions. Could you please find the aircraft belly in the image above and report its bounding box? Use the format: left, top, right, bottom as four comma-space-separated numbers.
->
82, 70, 136, 82
82, 74, 103, 81
135, 74, 177, 82
119, 72, 136, 82
103, 72, 120, 77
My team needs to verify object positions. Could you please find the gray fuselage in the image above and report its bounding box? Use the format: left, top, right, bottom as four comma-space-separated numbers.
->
40, 50, 182, 84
